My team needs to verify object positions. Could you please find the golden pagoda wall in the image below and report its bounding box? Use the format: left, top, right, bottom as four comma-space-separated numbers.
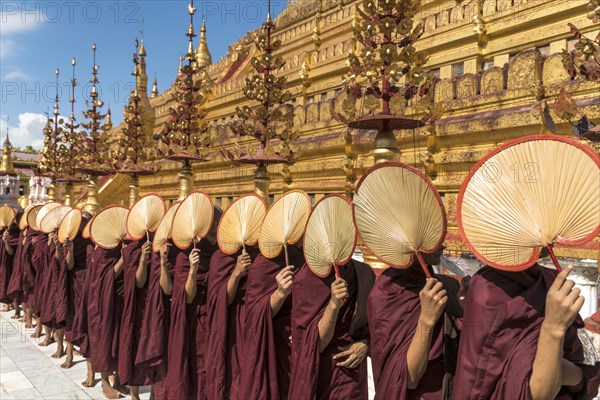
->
91, 0, 600, 260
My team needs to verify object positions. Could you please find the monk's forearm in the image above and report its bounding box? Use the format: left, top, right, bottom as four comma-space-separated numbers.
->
159, 260, 172, 296
184, 269, 197, 304
406, 319, 435, 389
135, 258, 148, 288
113, 258, 124, 278
270, 289, 288, 317
4, 242, 14, 255
530, 324, 564, 399
317, 302, 340, 353
226, 273, 242, 306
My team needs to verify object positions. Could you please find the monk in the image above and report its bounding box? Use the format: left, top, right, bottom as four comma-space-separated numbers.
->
453, 263, 600, 400
119, 238, 152, 399
137, 241, 178, 399
368, 249, 463, 400
71, 241, 97, 388
87, 244, 129, 399
165, 208, 221, 400
19, 226, 38, 329
60, 213, 92, 369
45, 232, 68, 358
289, 258, 375, 399
238, 245, 305, 400
205, 244, 257, 400
31, 229, 53, 344
1, 211, 22, 317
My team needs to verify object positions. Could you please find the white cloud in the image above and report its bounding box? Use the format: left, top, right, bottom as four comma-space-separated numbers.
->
0, 113, 48, 150
3, 68, 31, 80
0, 8, 45, 60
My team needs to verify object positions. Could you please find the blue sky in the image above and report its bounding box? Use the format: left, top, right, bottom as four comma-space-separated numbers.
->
0, 1, 288, 150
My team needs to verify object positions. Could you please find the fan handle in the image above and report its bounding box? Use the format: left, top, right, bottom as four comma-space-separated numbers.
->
415, 252, 432, 279
545, 245, 562, 272
284, 243, 290, 267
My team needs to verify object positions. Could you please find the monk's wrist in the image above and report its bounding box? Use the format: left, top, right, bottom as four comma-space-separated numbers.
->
417, 316, 437, 330
541, 321, 568, 340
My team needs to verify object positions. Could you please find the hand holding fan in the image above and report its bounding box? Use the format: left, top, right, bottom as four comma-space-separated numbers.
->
90, 206, 129, 249
259, 190, 311, 266
171, 191, 214, 250
152, 202, 180, 252
0, 206, 16, 231
39, 206, 72, 233
457, 135, 600, 272
127, 194, 166, 242
58, 209, 83, 244
217, 194, 267, 255
353, 162, 447, 278
303, 194, 357, 278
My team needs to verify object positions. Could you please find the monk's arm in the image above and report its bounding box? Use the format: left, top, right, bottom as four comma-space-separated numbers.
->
159, 256, 172, 296
113, 256, 125, 278
530, 267, 584, 399
66, 247, 75, 270
3, 238, 14, 255
318, 278, 347, 353
227, 252, 251, 305
270, 266, 293, 317
406, 278, 447, 389
135, 242, 152, 288
184, 268, 197, 304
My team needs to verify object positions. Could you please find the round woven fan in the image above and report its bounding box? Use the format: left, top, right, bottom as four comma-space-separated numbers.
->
0, 206, 16, 230
90, 205, 129, 249
217, 194, 267, 255
82, 217, 93, 239
353, 162, 447, 278
303, 194, 357, 278
35, 202, 62, 231
171, 191, 214, 250
152, 202, 181, 252
457, 135, 600, 272
258, 190, 311, 265
126, 194, 166, 241
39, 206, 72, 233
58, 209, 83, 244
22, 205, 42, 230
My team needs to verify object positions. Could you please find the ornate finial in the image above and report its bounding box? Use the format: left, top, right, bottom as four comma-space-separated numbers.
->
1, 116, 15, 175
267, 0, 272, 23
178, 55, 183, 75
151, 73, 158, 98
105, 107, 112, 129
195, 18, 213, 67
70, 58, 77, 120
54, 68, 60, 117
186, 0, 197, 64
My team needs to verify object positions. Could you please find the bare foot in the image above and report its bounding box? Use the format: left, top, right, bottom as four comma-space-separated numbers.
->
25, 322, 32, 329
101, 380, 121, 399
39, 337, 54, 347
74, 350, 82, 356
60, 357, 73, 369
31, 324, 42, 338
10, 314, 20, 319
52, 346, 65, 358
81, 376, 96, 387
112, 383, 130, 396
1, 304, 9, 312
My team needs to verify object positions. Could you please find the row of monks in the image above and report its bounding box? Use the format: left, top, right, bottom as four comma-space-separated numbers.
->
1, 136, 600, 400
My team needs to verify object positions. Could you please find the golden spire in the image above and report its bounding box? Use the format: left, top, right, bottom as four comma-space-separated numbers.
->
178, 55, 183, 75
0, 117, 15, 175
151, 74, 158, 98
195, 18, 212, 67
135, 38, 148, 97
105, 107, 112, 129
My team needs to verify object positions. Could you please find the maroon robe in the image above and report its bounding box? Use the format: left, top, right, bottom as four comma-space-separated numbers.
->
1, 224, 21, 303
70, 243, 95, 358
39, 238, 61, 329
118, 240, 152, 386
368, 263, 462, 400
31, 232, 50, 317
206, 247, 259, 400
238, 246, 305, 400
63, 232, 91, 343
166, 241, 216, 400
87, 245, 123, 373
136, 246, 178, 398
289, 260, 375, 400
453, 264, 600, 400
20, 231, 37, 309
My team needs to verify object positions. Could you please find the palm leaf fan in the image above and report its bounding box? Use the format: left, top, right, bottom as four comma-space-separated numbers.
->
39, 206, 72, 234
152, 202, 181, 252
217, 194, 267, 255
90, 206, 129, 249
82, 216, 93, 239
58, 209, 83, 244
171, 191, 214, 250
35, 202, 62, 231
353, 162, 447, 278
258, 190, 311, 265
303, 194, 357, 278
23, 205, 42, 230
457, 135, 600, 272
0, 206, 16, 230
127, 194, 166, 241
19, 205, 35, 230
